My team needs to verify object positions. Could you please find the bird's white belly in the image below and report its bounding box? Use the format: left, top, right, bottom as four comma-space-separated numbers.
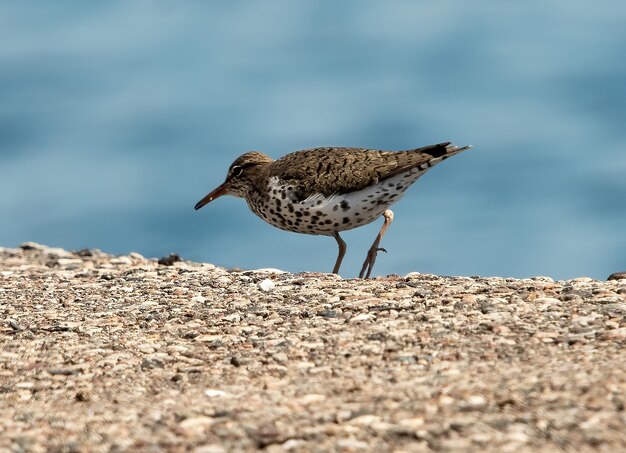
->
250, 169, 427, 236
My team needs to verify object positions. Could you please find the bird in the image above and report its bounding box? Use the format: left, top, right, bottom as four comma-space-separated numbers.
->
194, 142, 471, 278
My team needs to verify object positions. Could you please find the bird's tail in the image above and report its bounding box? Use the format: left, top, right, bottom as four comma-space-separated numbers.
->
384, 142, 472, 179
406, 142, 472, 159
444, 142, 473, 156
423, 142, 472, 168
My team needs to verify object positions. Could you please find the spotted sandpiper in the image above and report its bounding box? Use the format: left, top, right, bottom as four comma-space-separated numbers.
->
195, 142, 471, 278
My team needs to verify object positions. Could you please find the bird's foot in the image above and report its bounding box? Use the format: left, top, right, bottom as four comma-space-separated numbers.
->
359, 247, 387, 279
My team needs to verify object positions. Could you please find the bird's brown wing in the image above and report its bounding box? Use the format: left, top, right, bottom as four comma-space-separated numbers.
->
268, 142, 454, 201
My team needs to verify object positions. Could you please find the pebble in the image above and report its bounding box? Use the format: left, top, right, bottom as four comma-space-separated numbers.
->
349, 312, 374, 322
462, 395, 488, 411
272, 352, 288, 363
224, 313, 241, 323
158, 253, 182, 266
280, 439, 306, 450
20, 242, 45, 250
204, 389, 233, 398
399, 417, 425, 430
348, 414, 382, 426
296, 394, 326, 404
110, 256, 133, 265
258, 278, 275, 292
44, 247, 74, 258
252, 268, 288, 274
179, 416, 217, 430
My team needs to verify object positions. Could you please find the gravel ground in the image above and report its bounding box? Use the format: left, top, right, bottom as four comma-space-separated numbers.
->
1, 243, 626, 452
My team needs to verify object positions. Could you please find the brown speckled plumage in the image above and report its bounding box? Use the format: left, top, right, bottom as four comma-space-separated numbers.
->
268, 143, 454, 200
195, 142, 471, 277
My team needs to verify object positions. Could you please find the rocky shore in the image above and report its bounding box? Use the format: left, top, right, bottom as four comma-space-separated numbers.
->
1, 243, 625, 452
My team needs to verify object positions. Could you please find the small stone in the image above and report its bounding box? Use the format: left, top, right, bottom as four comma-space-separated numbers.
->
45, 247, 75, 258
20, 242, 44, 250
204, 389, 232, 398
215, 276, 231, 286
272, 352, 288, 363
531, 276, 554, 282
158, 253, 181, 266
251, 422, 282, 448
350, 312, 374, 322
110, 256, 133, 265
296, 394, 326, 404
252, 268, 288, 274
74, 248, 94, 257
348, 414, 382, 426
399, 417, 425, 430
506, 427, 530, 443
75, 390, 91, 402
535, 297, 561, 310
57, 258, 84, 269
600, 328, 626, 341
281, 439, 306, 450
230, 356, 242, 367
318, 309, 338, 318
224, 313, 241, 322
259, 279, 275, 292
141, 357, 164, 370
608, 272, 626, 281
179, 416, 216, 430
461, 395, 488, 411
8, 319, 23, 331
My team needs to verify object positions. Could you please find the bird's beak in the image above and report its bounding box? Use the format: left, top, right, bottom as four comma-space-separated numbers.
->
194, 182, 229, 210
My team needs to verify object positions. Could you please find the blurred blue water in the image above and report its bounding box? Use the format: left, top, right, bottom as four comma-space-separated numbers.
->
1, 1, 625, 280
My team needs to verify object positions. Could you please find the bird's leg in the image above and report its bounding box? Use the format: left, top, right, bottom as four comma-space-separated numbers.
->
359, 209, 394, 279
332, 232, 347, 275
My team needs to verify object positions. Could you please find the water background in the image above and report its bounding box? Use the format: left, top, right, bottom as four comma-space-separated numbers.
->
1, 1, 625, 280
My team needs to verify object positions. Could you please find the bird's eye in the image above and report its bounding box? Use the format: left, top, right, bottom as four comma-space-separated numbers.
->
231, 165, 243, 177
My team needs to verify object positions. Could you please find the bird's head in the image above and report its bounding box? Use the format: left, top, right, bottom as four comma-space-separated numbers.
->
194, 151, 273, 210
